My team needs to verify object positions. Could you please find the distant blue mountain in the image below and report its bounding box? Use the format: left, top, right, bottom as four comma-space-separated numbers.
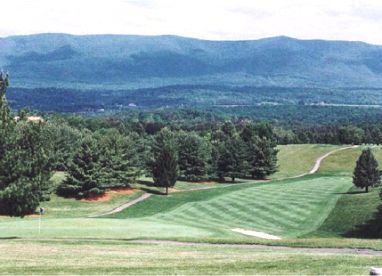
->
1, 33, 382, 89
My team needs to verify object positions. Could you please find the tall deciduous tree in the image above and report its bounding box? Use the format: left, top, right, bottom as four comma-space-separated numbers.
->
151, 128, 178, 195
353, 148, 380, 193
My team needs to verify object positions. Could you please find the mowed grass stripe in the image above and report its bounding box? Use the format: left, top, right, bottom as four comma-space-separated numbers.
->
227, 194, 313, 217
139, 176, 352, 238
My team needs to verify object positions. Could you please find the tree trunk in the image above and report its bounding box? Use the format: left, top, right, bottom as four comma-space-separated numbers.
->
232, 176, 235, 182
166, 186, 169, 195
366, 185, 369, 193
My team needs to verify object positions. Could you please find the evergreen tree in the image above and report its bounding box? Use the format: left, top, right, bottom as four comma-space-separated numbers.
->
0, 74, 52, 217
241, 123, 278, 179
214, 138, 244, 182
151, 128, 178, 195
177, 131, 211, 181
43, 121, 83, 170
0, 73, 11, 129
212, 122, 244, 182
57, 136, 104, 198
353, 148, 380, 193
97, 129, 140, 188
250, 138, 278, 179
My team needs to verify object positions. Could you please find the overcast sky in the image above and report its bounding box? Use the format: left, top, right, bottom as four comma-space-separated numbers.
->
1, 0, 382, 44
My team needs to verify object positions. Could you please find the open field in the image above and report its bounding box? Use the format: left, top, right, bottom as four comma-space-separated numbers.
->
1, 144, 382, 274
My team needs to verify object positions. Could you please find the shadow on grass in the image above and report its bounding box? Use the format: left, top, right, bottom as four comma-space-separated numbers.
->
140, 187, 166, 195
335, 191, 366, 195
137, 179, 156, 186
345, 205, 382, 239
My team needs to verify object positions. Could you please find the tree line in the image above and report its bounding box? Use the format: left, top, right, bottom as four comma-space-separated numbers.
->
57, 121, 278, 197
0, 76, 278, 216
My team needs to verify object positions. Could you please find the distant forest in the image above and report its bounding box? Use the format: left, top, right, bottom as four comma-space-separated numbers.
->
7, 85, 382, 126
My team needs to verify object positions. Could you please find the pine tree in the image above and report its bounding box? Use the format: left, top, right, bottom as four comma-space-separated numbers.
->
353, 148, 380, 193
151, 128, 178, 195
240, 123, 278, 179
250, 138, 278, 179
43, 121, 83, 170
57, 136, 104, 198
0, 74, 52, 217
98, 130, 140, 188
177, 131, 211, 181
212, 123, 244, 182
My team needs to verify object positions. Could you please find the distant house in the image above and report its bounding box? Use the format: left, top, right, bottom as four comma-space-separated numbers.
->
14, 116, 44, 123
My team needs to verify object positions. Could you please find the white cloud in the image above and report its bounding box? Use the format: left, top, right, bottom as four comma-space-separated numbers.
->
0, 0, 382, 44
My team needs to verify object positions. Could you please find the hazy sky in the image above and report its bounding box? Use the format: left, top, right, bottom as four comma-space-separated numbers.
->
1, 0, 382, 44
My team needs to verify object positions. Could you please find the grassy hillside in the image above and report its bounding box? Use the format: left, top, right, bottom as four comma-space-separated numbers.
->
311, 186, 381, 238
309, 145, 382, 238
2, 143, 382, 275
1, 144, 379, 247
274, 144, 340, 178
318, 145, 382, 175
0, 175, 351, 239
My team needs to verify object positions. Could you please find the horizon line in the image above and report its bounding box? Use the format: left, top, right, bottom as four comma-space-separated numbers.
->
1, 32, 379, 46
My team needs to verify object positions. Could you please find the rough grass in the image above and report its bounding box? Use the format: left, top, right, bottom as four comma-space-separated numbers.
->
0, 239, 380, 275
40, 192, 145, 218
273, 144, 341, 178
319, 145, 382, 176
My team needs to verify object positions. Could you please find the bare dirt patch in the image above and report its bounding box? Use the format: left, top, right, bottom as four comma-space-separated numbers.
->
81, 188, 137, 202
81, 193, 112, 202
109, 188, 137, 195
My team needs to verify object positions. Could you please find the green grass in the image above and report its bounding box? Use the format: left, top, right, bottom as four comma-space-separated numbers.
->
319, 145, 382, 176
310, 186, 382, 238
273, 144, 341, 178
0, 239, 380, 275
0, 175, 351, 239
2, 143, 382, 275
109, 175, 352, 238
39, 192, 145, 218
135, 177, 231, 193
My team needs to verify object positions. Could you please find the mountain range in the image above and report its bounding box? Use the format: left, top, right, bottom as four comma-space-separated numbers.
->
1, 33, 382, 89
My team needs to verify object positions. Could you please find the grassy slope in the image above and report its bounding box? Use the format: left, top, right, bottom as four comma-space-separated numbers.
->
0, 145, 352, 240
273, 144, 340, 178
310, 145, 382, 238
2, 144, 382, 274
311, 186, 381, 238
0, 239, 380, 275
109, 175, 351, 238
319, 145, 382, 176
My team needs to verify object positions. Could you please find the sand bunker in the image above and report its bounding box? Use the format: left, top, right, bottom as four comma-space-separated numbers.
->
232, 228, 282, 240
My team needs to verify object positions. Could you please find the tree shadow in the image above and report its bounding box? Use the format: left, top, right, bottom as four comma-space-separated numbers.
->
345, 205, 382, 239
335, 191, 366, 195
137, 179, 156, 186
140, 187, 166, 195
